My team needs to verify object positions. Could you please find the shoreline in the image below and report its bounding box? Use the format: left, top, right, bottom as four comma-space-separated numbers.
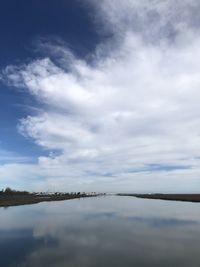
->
118, 193, 200, 203
0, 193, 98, 208
2, 193, 200, 207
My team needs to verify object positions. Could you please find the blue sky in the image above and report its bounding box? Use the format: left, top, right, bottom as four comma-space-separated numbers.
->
0, 0, 99, 158
1, 0, 200, 192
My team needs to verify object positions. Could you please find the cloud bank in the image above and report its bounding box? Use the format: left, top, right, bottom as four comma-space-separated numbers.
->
1, 0, 200, 192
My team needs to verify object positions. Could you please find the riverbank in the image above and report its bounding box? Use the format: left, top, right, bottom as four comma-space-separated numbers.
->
2, 192, 200, 207
0, 193, 98, 207
118, 193, 200, 202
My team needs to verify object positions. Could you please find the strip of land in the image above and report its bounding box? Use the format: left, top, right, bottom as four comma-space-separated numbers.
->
118, 193, 200, 202
0, 193, 98, 207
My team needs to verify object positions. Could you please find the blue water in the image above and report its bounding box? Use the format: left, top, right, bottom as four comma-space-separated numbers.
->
1, 196, 200, 267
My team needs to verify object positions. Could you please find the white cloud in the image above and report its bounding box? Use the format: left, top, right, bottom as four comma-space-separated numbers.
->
1, 0, 200, 192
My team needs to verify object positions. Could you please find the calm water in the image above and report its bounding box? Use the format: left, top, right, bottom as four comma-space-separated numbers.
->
1, 196, 200, 267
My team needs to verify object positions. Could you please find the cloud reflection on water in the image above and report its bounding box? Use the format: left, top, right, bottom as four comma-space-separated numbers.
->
0, 197, 200, 267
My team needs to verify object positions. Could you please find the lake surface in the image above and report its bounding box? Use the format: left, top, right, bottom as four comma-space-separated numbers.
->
1, 196, 200, 267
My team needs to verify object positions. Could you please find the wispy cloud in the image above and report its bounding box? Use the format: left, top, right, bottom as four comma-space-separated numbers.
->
1, 0, 200, 192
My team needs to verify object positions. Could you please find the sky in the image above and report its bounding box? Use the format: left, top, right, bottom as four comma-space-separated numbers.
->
0, 0, 200, 193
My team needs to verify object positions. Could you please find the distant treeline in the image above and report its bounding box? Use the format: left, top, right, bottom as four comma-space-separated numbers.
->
0, 188, 89, 196
0, 187, 30, 195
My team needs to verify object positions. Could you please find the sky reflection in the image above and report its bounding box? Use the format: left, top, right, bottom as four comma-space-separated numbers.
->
1, 196, 200, 267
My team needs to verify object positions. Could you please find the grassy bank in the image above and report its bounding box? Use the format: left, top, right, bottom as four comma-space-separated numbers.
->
118, 193, 200, 202
0, 189, 98, 207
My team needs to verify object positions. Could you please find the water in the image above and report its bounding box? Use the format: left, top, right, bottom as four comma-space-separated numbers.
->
1, 196, 200, 267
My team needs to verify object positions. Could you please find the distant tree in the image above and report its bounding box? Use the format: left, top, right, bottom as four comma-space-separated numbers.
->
5, 187, 13, 194
3, 188, 30, 195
